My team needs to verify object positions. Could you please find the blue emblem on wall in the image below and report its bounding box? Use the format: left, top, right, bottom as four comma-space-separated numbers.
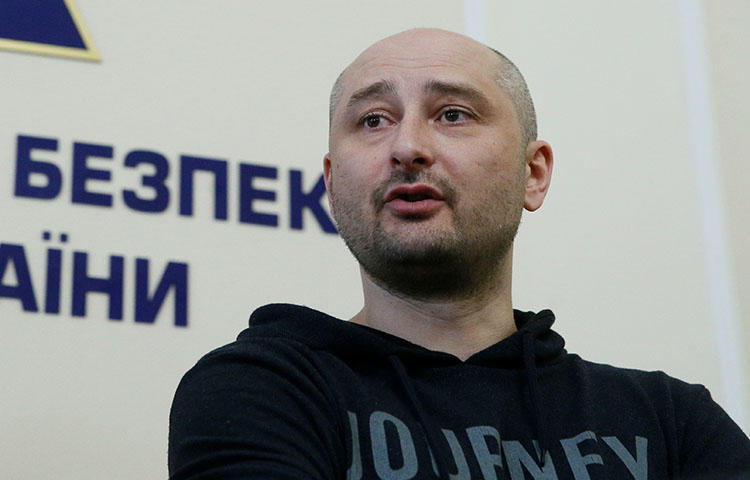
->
0, 0, 99, 61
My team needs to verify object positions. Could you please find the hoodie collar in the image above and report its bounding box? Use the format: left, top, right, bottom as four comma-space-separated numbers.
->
243, 303, 566, 367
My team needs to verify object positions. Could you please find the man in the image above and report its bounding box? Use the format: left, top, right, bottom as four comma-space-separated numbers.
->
169, 28, 750, 479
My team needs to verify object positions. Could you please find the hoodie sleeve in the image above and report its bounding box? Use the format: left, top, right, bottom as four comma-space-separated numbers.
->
168, 339, 347, 480
677, 383, 750, 478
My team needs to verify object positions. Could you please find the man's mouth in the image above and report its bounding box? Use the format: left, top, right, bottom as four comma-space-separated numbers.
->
384, 184, 444, 202
383, 184, 445, 216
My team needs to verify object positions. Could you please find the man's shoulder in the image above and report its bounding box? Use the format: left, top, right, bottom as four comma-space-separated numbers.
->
168, 304, 353, 479
563, 354, 724, 423
182, 302, 399, 382
569, 354, 709, 395
185, 303, 345, 372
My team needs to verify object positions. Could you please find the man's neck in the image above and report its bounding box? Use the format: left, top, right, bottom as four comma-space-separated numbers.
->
349, 260, 516, 361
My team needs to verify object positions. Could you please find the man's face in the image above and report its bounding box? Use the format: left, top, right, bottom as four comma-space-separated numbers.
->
325, 30, 528, 299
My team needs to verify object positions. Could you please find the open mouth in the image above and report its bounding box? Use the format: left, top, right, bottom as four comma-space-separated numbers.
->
398, 193, 434, 202
384, 184, 444, 203
384, 184, 445, 215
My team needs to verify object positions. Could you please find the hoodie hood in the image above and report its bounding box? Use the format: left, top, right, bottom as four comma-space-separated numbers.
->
242, 303, 566, 368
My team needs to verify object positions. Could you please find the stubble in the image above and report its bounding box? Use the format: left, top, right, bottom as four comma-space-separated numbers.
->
330, 167, 525, 301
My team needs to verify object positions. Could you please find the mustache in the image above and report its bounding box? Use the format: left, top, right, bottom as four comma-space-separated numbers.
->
371, 170, 457, 210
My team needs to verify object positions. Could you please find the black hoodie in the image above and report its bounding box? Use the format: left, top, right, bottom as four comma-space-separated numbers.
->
168, 304, 750, 479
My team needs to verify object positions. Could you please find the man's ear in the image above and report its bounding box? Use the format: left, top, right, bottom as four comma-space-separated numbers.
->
323, 154, 334, 216
523, 140, 553, 212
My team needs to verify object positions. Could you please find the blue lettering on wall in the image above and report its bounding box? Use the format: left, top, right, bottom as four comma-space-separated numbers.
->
239, 163, 278, 227
179, 155, 228, 220
14, 135, 62, 200
72, 250, 124, 319
71, 141, 114, 207
289, 169, 337, 233
0, 234, 189, 327
43, 231, 65, 314
135, 258, 188, 327
122, 150, 170, 213
13, 134, 336, 234
0, 243, 38, 311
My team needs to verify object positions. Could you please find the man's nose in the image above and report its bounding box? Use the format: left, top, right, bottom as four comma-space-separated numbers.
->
390, 117, 435, 169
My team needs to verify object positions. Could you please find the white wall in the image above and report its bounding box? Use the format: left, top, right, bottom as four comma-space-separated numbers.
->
0, 1, 746, 478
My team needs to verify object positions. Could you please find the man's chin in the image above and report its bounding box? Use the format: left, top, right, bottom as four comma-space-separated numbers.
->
378, 221, 457, 248
373, 237, 461, 266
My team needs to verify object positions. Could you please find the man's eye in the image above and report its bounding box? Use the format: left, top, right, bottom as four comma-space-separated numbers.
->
363, 115, 384, 128
442, 109, 466, 123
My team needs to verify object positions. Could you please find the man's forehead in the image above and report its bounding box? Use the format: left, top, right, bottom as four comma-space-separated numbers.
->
339, 42, 501, 107
345, 31, 498, 86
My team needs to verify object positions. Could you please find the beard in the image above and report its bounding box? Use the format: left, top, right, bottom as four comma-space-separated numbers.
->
330, 168, 525, 301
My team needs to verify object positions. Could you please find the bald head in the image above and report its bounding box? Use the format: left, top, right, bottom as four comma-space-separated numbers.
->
328, 28, 537, 148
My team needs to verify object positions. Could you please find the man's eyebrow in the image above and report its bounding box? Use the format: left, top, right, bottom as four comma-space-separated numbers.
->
345, 80, 397, 109
424, 80, 492, 110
